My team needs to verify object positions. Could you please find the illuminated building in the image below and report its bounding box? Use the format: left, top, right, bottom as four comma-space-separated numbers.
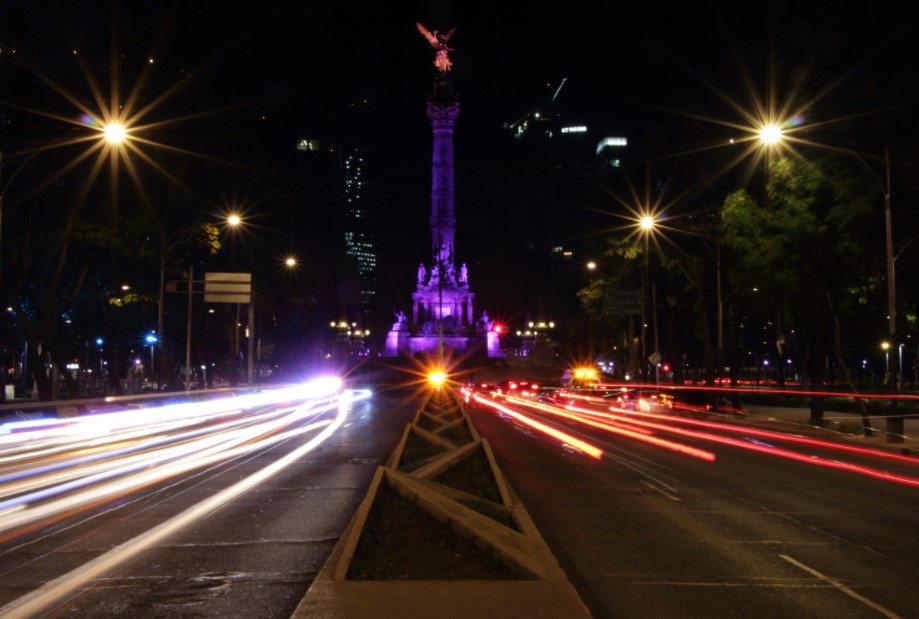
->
342, 146, 379, 315
503, 79, 630, 321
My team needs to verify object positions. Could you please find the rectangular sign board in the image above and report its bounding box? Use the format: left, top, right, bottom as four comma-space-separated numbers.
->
604, 289, 642, 316
204, 272, 252, 304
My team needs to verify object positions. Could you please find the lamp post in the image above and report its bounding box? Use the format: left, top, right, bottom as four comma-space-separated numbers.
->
224, 214, 251, 386
882, 341, 890, 382
882, 148, 899, 399
639, 214, 657, 383
851, 146, 900, 442
145, 332, 158, 381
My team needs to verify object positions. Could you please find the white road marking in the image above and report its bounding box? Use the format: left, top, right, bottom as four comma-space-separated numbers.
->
640, 480, 681, 501
780, 554, 901, 619
787, 484, 854, 507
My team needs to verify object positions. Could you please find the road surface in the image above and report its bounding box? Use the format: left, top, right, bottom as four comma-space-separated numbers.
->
468, 390, 919, 618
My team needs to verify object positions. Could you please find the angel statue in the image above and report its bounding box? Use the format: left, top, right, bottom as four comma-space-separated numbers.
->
417, 22, 456, 75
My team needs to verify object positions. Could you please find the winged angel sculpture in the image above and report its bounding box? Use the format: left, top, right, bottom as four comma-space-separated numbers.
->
417, 22, 456, 75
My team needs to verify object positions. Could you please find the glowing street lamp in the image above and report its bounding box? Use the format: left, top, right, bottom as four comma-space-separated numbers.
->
427, 370, 447, 388
103, 122, 127, 144
758, 123, 783, 145
145, 332, 158, 379
639, 212, 658, 383
882, 340, 891, 379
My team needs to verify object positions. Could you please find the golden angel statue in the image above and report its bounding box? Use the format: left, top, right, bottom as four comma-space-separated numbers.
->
417, 22, 456, 75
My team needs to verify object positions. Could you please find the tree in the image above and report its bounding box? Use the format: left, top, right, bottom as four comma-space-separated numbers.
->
722, 155, 881, 430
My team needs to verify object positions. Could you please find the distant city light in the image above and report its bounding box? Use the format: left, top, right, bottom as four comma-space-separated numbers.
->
596, 136, 627, 155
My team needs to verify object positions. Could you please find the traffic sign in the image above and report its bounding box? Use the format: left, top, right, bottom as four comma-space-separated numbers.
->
204, 272, 252, 304
604, 289, 642, 316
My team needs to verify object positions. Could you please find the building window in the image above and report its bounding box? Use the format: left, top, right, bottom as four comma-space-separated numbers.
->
296, 138, 320, 152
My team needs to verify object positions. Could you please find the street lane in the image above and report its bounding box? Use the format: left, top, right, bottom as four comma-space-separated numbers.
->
467, 391, 919, 619
0, 383, 420, 618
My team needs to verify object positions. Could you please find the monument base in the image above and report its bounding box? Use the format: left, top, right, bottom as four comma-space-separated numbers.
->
381, 332, 504, 359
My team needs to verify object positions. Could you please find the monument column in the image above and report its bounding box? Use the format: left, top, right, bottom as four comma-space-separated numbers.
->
427, 93, 460, 273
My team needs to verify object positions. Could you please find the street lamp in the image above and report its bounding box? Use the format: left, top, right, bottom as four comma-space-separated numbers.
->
145, 332, 158, 380
881, 341, 891, 382
639, 212, 658, 383
758, 124, 783, 145
103, 122, 127, 144
845, 146, 900, 440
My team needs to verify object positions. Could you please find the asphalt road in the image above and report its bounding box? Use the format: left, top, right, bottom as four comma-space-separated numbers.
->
0, 386, 420, 618
467, 392, 919, 619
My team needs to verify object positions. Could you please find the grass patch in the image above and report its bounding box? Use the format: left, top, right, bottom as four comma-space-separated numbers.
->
457, 497, 520, 531
422, 406, 463, 423
415, 412, 443, 432
438, 420, 473, 445
347, 481, 528, 580
836, 422, 864, 436
432, 448, 503, 504
398, 433, 448, 472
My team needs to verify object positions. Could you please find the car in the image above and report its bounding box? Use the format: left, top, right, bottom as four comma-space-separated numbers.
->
606, 389, 673, 413
636, 391, 674, 414
561, 368, 601, 389
495, 379, 541, 399
669, 390, 722, 418
462, 382, 497, 396
605, 388, 640, 411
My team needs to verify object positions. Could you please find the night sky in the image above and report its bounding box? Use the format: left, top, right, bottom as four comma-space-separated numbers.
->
3, 1, 919, 327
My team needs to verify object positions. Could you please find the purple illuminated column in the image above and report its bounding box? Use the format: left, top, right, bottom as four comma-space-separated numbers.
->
426, 101, 460, 269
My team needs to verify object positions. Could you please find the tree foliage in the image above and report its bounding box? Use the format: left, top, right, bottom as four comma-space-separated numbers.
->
722, 155, 883, 422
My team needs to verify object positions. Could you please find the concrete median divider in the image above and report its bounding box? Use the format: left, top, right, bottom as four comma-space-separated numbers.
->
292, 387, 592, 618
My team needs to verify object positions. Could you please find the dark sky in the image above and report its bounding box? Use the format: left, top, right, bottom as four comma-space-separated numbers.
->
3, 1, 919, 321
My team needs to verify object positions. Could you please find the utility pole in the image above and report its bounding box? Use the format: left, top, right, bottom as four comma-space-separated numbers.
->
884, 146, 903, 443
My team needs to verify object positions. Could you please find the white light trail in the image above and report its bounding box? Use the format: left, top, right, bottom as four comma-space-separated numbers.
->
0, 378, 353, 540
0, 388, 366, 619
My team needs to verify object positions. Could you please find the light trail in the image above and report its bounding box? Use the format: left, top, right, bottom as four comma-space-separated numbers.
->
493, 394, 919, 489
473, 394, 603, 459
0, 378, 356, 541
505, 396, 715, 462
0, 388, 366, 619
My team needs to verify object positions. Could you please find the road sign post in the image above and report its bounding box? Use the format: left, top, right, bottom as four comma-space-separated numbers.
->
166, 272, 254, 387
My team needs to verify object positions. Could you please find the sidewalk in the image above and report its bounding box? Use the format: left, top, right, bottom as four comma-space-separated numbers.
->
734, 404, 919, 456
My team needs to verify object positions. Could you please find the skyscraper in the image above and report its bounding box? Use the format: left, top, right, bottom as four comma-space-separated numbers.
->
503, 79, 630, 324
342, 145, 379, 318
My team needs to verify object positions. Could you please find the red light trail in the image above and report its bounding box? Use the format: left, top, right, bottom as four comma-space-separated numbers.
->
474, 390, 919, 488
